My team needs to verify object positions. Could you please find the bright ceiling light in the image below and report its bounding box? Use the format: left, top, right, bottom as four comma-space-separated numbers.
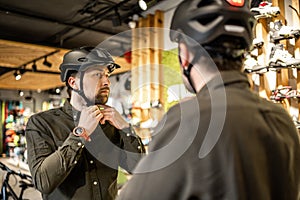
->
138, 0, 147, 11
128, 21, 136, 29
55, 88, 61, 94
14, 71, 22, 81
19, 90, 24, 97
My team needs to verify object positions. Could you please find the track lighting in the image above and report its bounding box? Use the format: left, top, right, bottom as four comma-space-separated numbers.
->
112, 9, 122, 27
138, 0, 148, 11
14, 68, 26, 81
14, 70, 22, 81
43, 57, 52, 68
12, 50, 59, 80
18, 90, 24, 97
32, 61, 37, 72
128, 14, 139, 29
132, 14, 139, 21
55, 88, 61, 94
138, 0, 157, 11
128, 21, 136, 29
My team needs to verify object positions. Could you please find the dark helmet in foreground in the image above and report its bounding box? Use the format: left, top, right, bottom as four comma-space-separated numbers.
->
170, 0, 255, 51
60, 46, 121, 82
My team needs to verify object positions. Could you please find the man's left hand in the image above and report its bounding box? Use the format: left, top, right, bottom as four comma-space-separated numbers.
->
98, 105, 129, 130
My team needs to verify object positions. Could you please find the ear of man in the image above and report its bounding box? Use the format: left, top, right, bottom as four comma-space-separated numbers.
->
68, 76, 79, 90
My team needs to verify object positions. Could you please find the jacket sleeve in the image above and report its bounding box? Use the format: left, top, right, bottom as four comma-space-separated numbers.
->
25, 115, 84, 194
118, 125, 145, 173
117, 112, 187, 200
117, 159, 186, 200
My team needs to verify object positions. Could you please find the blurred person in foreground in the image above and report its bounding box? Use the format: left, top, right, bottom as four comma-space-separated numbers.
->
117, 0, 300, 199
25, 46, 145, 200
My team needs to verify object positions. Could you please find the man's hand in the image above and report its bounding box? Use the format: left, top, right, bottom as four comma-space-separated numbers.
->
78, 105, 103, 136
98, 105, 129, 130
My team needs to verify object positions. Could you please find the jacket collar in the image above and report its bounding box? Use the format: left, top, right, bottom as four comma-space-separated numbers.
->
198, 71, 250, 96
62, 99, 80, 122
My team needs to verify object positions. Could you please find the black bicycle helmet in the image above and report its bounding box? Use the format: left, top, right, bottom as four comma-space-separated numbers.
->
170, 0, 255, 50
60, 46, 121, 82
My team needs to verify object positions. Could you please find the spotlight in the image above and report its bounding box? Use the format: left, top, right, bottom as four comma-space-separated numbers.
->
128, 14, 139, 29
132, 14, 139, 21
55, 88, 61, 94
14, 68, 26, 80
18, 90, 24, 97
128, 21, 136, 29
20, 68, 26, 74
43, 57, 52, 68
14, 71, 22, 81
32, 61, 37, 72
138, 0, 148, 10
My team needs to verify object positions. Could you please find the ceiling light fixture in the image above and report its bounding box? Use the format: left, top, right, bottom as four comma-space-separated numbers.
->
43, 56, 52, 68
14, 70, 22, 81
132, 14, 139, 21
112, 9, 122, 27
128, 21, 136, 29
128, 14, 140, 29
55, 88, 61, 94
138, 0, 148, 11
32, 61, 37, 72
14, 67, 26, 81
18, 90, 24, 97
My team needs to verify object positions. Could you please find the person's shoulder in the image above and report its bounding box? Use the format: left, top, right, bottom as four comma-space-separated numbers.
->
259, 97, 288, 113
168, 95, 198, 112
29, 107, 63, 121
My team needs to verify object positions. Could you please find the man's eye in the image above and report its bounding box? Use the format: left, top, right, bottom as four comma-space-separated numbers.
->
94, 73, 109, 78
95, 73, 103, 78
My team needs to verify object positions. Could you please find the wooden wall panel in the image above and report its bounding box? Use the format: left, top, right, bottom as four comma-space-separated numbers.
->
131, 11, 164, 137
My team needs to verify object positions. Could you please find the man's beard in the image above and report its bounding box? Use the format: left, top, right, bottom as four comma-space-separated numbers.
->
94, 88, 110, 104
94, 94, 108, 105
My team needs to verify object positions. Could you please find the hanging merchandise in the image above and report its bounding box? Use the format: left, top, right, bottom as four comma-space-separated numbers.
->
250, 1, 280, 19
246, 0, 300, 128
2, 100, 28, 159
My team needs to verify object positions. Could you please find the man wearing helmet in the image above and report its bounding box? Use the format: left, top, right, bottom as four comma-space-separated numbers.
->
118, 0, 300, 199
25, 46, 145, 200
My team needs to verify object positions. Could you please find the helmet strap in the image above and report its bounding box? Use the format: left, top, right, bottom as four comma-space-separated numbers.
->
183, 63, 196, 94
179, 48, 201, 94
71, 71, 94, 106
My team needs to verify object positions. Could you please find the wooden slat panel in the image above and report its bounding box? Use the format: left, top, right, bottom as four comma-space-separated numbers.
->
0, 39, 130, 90
0, 71, 64, 90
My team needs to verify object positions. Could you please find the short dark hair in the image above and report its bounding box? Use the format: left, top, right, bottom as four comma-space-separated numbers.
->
184, 42, 244, 72
204, 48, 244, 71
65, 70, 78, 97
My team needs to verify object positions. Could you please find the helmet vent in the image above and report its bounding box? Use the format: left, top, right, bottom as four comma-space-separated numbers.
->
226, 19, 244, 27
197, 0, 218, 8
78, 57, 88, 62
197, 14, 220, 25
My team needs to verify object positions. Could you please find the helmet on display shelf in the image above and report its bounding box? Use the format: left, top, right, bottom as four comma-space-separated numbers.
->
170, 0, 256, 51
59, 46, 121, 82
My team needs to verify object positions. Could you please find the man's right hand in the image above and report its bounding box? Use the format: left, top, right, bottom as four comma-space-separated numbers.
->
78, 105, 103, 137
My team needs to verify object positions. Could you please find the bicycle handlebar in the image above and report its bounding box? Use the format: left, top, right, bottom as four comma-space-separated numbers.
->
0, 161, 32, 181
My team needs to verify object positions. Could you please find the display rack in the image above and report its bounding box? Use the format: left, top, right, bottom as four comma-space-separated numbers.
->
247, 0, 300, 126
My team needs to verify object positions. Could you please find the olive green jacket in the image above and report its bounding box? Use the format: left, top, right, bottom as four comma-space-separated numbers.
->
26, 100, 145, 200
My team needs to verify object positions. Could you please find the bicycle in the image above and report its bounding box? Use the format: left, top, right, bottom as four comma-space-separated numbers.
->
0, 161, 34, 200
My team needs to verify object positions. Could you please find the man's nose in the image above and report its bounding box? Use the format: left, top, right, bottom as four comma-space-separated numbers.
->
101, 75, 110, 86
